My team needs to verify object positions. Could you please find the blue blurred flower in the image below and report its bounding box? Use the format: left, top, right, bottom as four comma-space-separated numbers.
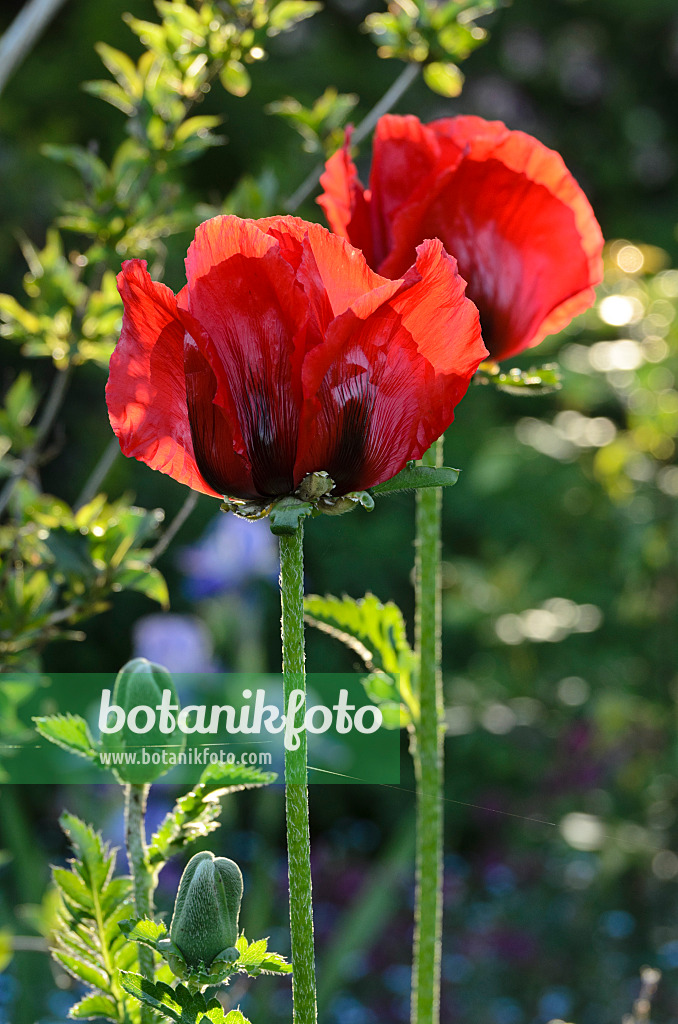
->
132, 613, 218, 673
178, 513, 278, 600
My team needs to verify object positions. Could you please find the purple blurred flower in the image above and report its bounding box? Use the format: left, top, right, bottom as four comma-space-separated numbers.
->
132, 613, 218, 673
178, 513, 278, 600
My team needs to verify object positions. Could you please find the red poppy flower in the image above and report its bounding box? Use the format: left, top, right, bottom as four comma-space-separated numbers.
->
319, 115, 604, 362
106, 215, 486, 502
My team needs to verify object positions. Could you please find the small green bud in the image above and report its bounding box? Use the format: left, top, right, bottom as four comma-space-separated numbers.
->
101, 657, 185, 784
170, 851, 243, 970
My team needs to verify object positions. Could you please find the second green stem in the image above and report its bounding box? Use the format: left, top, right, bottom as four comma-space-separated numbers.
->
279, 526, 317, 1024
411, 436, 445, 1024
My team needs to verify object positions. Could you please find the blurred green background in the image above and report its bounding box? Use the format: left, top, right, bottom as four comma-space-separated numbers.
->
1, 1, 678, 1022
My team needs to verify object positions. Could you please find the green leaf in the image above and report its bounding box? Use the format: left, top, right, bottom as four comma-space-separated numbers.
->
113, 562, 169, 609
268, 0, 322, 34
51, 812, 132, 1016
41, 145, 109, 191
219, 60, 251, 98
269, 497, 314, 535
119, 974, 231, 1023
54, 950, 109, 989
33, 713, 97, 761
52, 867, 95, 910
303, 593, 412, 676
69, 994, 119, 1020
94, 43, 142, 100
147, 763, 276, 872
371, 464, 460, 495
119, 918, 167, 947
423, 61, 465, 96
82, 80, 136, 116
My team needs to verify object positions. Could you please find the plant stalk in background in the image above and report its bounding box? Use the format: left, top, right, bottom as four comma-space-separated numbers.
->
411, 437, 445, 1024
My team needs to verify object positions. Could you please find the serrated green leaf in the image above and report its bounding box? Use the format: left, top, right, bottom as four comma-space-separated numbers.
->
303, 593, 411, 675
119, 918, 167, 947
34, 713, 97, 760
52, 867, 95, 910
54, 950, 109, 989
198, 760, 278, 793
69, 994, 119, 1020
371, 464, 460, 494
59, 814, 112, 892
120, 973, 216, 1023
147, 763, 276, 872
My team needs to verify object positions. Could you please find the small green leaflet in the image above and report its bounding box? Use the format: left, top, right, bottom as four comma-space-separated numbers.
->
33, 713, 98, 761
371, 464, 460, 495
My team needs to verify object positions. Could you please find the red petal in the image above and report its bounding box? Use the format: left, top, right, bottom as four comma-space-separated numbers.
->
295, 239, 485, 492
259, 216, 396, 323
182, 331, 258, 499
106, 260, 220, 497
317, 143, 376, 267
378, 116, 603, 360
181, 216, 308, 497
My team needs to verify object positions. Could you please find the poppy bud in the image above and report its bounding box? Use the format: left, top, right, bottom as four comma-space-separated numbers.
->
169, 851, 243, 969
101, 657, 185, 784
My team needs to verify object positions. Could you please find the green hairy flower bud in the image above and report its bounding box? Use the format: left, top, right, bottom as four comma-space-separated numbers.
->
101, 657, 185, 784
170, 851, 243, 969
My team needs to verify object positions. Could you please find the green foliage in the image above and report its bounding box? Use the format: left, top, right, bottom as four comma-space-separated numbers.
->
474, 361, 562, 396
52, 813, 135, 1022
0, 489, 168, 670
147, 760, 277, 877
33, 713, 98, 761
303, 592, 417, 724
267, 87, 359, 155
120, 918, 291, 991
363, 0, 497, 80
119, 972, 253, 1023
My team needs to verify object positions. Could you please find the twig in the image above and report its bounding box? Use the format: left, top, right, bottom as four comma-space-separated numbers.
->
284, 61, 421, 213
0, 364, 73, 517
147, 490, 199, 565
74, 436, 120, 510
0, 0, 70, 96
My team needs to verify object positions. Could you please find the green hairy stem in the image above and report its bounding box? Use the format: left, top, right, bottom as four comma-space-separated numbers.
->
411, 437, 445, 1024
124, 783, 154, 1024
279, 527, 317, 1024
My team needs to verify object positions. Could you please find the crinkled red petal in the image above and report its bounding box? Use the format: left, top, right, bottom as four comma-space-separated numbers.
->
295, 239, 485, 492
317, 146, 376, 267
105, 260, 220, 497
181, 216, 309, 497
336, 114, 604, 361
